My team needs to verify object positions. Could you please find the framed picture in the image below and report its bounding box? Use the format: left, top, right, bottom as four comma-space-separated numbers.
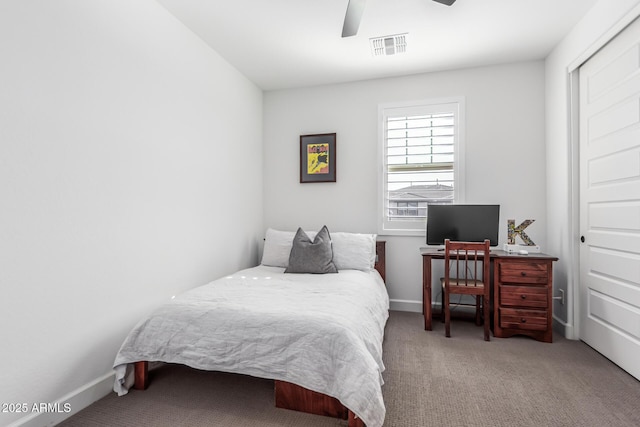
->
300, 133, 336, 183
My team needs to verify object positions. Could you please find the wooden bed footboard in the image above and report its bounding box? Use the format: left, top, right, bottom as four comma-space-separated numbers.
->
274, 379, 347, 419
133, 362, 365, 426
275, 380, 366, 427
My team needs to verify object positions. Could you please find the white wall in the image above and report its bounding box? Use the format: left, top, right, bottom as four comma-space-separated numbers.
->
0, 1, 263, 425
263, 61, 546, 312
545, 0, 640, 339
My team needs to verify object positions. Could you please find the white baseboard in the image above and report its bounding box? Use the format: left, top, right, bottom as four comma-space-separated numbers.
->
553, 316, 577, 340
390, 300, 577, 340
7, 371, 114, 427
389, 298, 423, 313
390, 299, 527, 316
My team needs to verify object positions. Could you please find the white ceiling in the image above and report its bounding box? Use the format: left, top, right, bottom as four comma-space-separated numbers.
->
157, 0, 599, 91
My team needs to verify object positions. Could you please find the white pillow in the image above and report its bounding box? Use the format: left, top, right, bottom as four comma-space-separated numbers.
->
261, 228, 296, 267
261, 228, 376, 271
331, 232, 377, 271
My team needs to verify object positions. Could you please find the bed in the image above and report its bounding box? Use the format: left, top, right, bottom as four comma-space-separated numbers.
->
113, 227, 389, 427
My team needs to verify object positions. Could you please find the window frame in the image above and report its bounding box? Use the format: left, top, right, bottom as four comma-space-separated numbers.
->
378, 97, 466, 236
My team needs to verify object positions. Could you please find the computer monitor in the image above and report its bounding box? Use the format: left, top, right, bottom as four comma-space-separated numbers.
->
426, 204, 500, 246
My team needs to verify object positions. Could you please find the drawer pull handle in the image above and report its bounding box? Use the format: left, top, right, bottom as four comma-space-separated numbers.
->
521, 318, 527, 323
521, 272, 527, 276
520, 294, 527, 299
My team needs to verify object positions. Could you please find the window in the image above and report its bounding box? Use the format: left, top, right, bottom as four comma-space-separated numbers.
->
378, 98, 465, 235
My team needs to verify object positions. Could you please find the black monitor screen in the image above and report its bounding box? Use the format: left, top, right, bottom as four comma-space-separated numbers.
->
426, 204, 500, 246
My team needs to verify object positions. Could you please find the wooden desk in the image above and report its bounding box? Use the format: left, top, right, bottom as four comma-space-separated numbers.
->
421, 248, 558, 342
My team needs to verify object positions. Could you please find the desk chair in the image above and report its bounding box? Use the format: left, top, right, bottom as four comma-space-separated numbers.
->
440, 239, 491, 341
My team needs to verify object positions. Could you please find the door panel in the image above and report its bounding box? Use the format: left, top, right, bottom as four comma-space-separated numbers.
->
587, 288, 640, 341
580, 17, 640, 381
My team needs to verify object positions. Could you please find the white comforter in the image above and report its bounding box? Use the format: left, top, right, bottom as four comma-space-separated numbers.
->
113, 265, 389, 427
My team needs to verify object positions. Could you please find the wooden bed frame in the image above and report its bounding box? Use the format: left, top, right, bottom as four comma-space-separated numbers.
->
133, 240, 386, 427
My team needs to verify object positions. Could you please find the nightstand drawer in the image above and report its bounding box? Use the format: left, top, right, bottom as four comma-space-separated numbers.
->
499, 262, 548, 284
499, 308, 548, 331
499, 285, 548, 309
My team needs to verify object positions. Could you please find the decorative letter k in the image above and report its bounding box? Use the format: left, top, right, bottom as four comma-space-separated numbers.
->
507, 219, 536, 245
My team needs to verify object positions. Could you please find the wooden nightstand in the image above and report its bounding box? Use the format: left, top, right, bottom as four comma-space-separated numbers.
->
493, 255, 558, 343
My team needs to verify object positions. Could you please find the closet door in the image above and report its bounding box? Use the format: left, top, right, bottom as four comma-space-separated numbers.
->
579, 17, 640, 380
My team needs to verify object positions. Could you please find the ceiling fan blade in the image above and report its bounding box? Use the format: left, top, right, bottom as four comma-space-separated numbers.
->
342, 0, 366, 38
433, 0, 457, 5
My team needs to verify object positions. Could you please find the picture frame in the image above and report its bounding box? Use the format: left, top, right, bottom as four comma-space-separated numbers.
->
300, 133, 336, 183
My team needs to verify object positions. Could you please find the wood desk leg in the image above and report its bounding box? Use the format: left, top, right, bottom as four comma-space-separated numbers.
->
423, 255, 432, 331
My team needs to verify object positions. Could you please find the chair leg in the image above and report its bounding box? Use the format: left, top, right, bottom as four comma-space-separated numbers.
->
440, 289, 445, 323
444, 288, 451, 338
475, 295, 481, 326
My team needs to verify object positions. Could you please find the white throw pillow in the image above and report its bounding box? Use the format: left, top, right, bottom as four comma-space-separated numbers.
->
261, 228, 296, 267
331, 232, 376, 271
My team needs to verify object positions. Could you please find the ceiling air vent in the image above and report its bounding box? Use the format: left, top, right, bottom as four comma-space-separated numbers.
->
370, 33, 408, 57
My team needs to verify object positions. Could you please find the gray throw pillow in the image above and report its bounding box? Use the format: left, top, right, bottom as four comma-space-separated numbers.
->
284, 226, 338, 274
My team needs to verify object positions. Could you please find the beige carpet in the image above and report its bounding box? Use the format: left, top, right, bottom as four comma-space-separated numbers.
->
58, 311, 640, 427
